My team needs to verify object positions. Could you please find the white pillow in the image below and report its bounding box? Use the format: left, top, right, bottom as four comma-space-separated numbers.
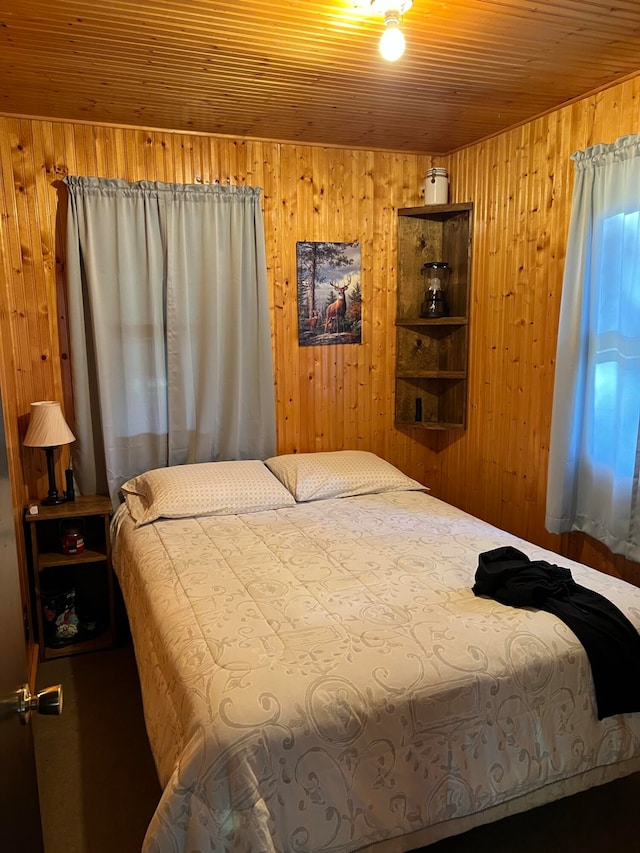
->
264, 450, 426, 503
121, 460, 296, 526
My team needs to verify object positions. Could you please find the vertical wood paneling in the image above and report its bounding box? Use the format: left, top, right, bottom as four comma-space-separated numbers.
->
444, 74, 640, 584
0, 121, 29, 610
2, 70, 640, 617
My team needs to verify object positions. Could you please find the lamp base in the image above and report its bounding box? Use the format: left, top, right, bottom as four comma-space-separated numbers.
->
42, 446, 66, 506
41, 494, 67, 506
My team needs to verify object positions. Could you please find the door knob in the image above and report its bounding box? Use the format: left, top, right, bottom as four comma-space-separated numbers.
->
16, 683, 63, 725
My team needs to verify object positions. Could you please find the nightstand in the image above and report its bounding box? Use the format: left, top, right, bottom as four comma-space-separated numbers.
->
25, 495, 116, 661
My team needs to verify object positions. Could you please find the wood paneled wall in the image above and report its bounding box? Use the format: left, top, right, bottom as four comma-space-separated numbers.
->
0, 123, 441, 487
443, 75, 640, 587
0, 119, 439, 625
1, 71, 640, 634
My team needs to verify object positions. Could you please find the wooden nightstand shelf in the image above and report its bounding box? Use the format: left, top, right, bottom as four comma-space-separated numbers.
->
25, 495, 116, 662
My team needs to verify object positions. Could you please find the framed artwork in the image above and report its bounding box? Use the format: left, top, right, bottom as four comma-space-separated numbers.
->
296, 241, 362, 346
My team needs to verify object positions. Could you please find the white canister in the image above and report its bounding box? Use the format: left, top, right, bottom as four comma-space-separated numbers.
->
423, 167, 449, 205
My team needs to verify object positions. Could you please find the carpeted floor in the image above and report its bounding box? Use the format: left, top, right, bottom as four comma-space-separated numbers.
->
34, 644, 161, 853
34, 641, 640, 853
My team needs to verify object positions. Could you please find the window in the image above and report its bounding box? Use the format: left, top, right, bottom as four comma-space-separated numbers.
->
64, 177, 276, 502
589, 211, 640, 477
546, 135, 640, 563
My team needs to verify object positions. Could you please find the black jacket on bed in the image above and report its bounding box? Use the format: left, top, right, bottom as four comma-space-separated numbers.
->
473, 546, 640, 720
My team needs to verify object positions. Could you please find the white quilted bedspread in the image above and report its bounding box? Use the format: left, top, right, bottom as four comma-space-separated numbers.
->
112, 491, 640, 852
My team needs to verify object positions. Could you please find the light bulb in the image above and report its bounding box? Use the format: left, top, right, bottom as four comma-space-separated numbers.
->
379, 21, 406, 61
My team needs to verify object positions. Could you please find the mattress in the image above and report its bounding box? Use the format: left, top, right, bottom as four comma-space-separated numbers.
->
112, 488, 640, 852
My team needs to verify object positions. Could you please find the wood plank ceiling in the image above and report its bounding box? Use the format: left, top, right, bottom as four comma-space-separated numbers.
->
2, 0, 640, 154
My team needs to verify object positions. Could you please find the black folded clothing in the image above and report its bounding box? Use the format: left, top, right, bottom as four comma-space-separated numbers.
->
473, 546, 640, 720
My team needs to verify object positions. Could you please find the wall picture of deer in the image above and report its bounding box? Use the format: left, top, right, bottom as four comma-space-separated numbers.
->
296, 241, 362, 346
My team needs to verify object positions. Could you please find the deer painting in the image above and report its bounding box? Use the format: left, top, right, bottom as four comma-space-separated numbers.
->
323, 278, 351, 333
296, 242, 362, 346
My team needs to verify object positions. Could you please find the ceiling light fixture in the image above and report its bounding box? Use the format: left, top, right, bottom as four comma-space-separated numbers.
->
371, 0, 412, 62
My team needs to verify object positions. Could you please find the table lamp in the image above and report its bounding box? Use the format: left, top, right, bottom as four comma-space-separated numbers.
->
23, 401, 76, 505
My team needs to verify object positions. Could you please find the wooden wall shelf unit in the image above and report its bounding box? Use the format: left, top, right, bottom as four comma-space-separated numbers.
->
395, 202, 473, 430
25, 495, 116, 662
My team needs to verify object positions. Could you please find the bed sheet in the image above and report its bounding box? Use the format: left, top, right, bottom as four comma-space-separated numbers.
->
111, 491, 640, 852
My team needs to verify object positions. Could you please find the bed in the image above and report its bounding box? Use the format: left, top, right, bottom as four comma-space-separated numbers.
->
111, 451, 640, 853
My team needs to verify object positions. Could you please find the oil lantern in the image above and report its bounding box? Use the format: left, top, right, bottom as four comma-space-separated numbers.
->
420, 262, 451, 318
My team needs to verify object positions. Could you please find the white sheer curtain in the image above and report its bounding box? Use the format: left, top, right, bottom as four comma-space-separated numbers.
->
64, 177, 276, 503
546, 135, 640, 562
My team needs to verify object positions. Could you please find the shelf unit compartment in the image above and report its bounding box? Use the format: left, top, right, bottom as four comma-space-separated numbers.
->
396, 377, 467, 430
40, 563, 114, 657
397, 204, 472, 321
396, 324, 468, 375
32, 513, 108, 566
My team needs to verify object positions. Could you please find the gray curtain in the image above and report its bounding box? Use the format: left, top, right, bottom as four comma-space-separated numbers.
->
546, 135, 640, 562
64, 177, 276, 503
